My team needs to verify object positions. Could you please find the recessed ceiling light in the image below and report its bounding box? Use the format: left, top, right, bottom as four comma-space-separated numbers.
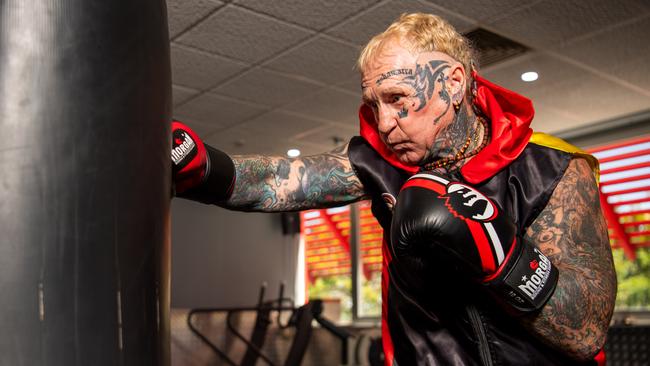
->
521, 71, 538, 82
287, 148, 301, 158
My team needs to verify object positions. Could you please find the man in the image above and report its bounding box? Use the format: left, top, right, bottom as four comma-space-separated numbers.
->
172, 13, 616, 365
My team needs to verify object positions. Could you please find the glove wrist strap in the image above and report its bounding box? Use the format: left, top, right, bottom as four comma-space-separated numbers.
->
484, 239, 558, 313
178, 145, 236, 204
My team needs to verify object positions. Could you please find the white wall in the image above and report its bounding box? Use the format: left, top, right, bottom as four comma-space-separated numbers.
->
170, 199, 299, 308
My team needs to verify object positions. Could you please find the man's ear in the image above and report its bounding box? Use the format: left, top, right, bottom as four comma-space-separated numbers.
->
447, 62, 466, 101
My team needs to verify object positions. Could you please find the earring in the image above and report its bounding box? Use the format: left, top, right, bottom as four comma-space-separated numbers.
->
453, 99, 462, 112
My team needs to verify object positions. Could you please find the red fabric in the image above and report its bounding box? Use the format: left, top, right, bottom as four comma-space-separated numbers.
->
358, 72, 535, 183
594, 348, 606, 366
401, 178, 445, 194
461, 72, 534, 184
381, 238, 395, 366
465, 219, 496, 273
483, 237, 517, 282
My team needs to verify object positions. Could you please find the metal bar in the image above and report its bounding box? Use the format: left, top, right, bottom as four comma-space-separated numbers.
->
600, 161, 650, 175
226, 310, 276, 366
309, 261, 352, 270
622, 220, 650, 227
613, 242, 650, 248
305, 236, 342, 245
600, 173, 650, 186
187, 311, 238, 366
319, 209, 351, 254
189, 306, 297, 314
360, 227, 383, 234
310, 263, 352, 272
603, 186, 650, 196
597, 148, 650, 164
350, 202, 363, 321
610, 197, 650, 206
587, 135, 650, 153
616, 208, 650, 217
600, 193, 636, 260
308, 247, 381, 257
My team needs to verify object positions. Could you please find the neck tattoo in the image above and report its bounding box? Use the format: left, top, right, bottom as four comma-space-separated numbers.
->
421, 111, 490, 172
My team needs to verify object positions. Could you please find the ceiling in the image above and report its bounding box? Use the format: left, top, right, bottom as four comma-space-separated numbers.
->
167, 0, 650, 156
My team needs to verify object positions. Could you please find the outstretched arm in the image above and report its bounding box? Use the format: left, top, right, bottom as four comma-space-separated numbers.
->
225, 143, 368, 212
522, 157, 617, 360
172, 121, 366, 211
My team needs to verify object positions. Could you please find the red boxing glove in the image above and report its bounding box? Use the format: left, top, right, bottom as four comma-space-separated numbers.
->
391, 171, 558, 313
171, 120, 235, 203
172, 120, 209, 194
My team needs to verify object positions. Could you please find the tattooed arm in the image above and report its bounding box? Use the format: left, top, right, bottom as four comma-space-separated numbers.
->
522, 157, 617, 360
223, 143, 367, 212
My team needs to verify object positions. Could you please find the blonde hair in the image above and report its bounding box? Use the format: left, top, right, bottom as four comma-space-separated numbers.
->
357, 13, 477, 92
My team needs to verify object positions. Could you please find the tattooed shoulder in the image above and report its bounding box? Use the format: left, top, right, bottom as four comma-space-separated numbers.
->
227, 143, 367, 212
526, 157, 608, 260
523, 157, 616, 360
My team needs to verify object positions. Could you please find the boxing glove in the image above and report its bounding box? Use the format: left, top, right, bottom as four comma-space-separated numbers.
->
391, 171, 558, 313
171, 120, 235, 204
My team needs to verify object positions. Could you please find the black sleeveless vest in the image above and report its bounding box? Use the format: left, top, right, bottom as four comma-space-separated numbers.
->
348, 135, 596, 366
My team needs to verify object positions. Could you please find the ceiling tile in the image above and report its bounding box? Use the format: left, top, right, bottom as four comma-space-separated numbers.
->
174, 93, 270, 132
282, 88, 361, 126
283, 141, 332, 157
334, 78, 363, 94
177, 6, 313, 63
167, 0, 224, 38
528, 102, 583, 134
480, 52, 572, 96
212, 68, 322, 107
173, 117, 223, 137
327, 0, 476, 46
422, 0, 534, 23
233, 0, 379, 30
266, 36, 360, 85
171, 44, 248, 90
555, 16, 650, 92
539, 78, 650, 128
203, 125, 256, 153
484, 53, 650, 129
489, 0, 650, 48
294, 123, 359, 147
172, 84, 200, 107
204, 125, 289, 155
240, 110, 326, 138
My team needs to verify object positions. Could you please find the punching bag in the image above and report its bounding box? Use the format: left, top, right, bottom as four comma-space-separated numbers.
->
0, 1, 171, 365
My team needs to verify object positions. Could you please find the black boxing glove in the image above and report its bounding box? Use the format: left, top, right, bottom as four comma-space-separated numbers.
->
391, 171, 558, 313
171, 120, 235, 204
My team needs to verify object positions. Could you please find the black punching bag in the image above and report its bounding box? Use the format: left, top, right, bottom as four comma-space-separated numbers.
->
0, 1, 171, 365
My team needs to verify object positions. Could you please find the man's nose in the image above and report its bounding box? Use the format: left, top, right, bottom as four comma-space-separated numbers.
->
376, 106, 397, 134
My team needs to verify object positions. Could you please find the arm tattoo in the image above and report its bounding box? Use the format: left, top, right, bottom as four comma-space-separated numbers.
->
225, 143, 366, 212
523, 158, 617, 360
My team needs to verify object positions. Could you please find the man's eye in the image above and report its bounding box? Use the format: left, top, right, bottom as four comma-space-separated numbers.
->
391, 95, 404, 103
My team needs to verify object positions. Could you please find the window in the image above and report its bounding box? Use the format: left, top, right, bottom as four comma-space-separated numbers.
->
588, 135, 650, 309
300, 202, 382, 322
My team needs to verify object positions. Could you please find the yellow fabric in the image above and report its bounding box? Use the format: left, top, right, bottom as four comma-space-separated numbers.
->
529, 132, 600, 183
